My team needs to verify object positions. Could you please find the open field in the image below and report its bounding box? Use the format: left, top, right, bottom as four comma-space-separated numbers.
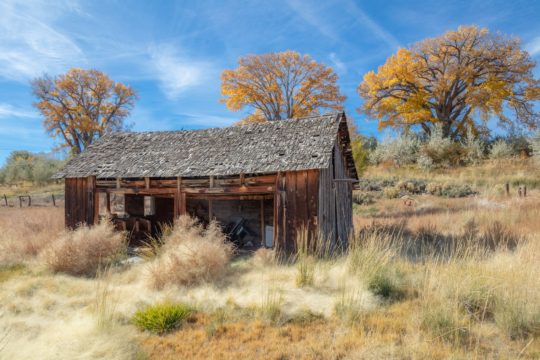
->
1, 164, 539, 359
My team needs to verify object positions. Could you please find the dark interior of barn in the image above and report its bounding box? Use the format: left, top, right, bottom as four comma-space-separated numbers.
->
99, 192, 274, 249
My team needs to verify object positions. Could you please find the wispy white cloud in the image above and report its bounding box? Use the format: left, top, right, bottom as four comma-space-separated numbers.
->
0, 0, 85, 81
148, 44, 213, 100
343, 1, 400, 50
329, 53, 347, 73
525, 36, 540, 57
0, 103, 37, 119
287, 0, 340, 41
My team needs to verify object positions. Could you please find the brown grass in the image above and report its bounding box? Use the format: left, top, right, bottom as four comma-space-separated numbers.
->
42, 220, 127, 276
148, 216, 234, 289
0, 207, 64, 265
1, 164, 540, 359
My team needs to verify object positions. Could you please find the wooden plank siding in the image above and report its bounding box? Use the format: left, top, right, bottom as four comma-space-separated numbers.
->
317, 143, 353, 251
64, 167, 351, 255
65, 177, 96, 229
273, 170, 319, 254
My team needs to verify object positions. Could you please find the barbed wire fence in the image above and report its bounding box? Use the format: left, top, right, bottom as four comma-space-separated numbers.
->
1, 193, 64, 208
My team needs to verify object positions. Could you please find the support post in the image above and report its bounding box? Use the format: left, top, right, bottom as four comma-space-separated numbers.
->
208, 199, 213, 221
260, 199, 265, 247
144, 177, 150, 189
3, 194, 7, 207
52, 194, 56, 207
505, 183, 510, 196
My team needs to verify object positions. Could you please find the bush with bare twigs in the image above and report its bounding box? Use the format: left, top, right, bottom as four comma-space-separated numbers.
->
148, 216, 234, 289
43, 220, 127, 276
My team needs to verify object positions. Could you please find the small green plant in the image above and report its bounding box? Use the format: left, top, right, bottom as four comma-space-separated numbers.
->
259, 288, 283, 323
295, 256, 315, 287
132, 301, 194, 334
334, 288, 364, 325
367, 271, 405, 302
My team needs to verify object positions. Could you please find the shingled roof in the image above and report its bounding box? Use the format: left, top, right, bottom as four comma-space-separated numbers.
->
55, 112, 356, 179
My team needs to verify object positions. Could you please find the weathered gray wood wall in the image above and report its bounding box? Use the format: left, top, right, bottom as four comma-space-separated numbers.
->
317, 144, 353, 251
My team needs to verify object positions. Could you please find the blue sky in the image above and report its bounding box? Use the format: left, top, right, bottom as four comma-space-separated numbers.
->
1, 0, 540, 165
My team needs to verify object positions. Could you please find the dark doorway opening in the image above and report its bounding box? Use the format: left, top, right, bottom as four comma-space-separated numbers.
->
107, 194, 175, 245
187, 197, 274, 250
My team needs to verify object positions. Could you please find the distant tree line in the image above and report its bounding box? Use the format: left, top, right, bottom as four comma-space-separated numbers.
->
0, 151, 65, 186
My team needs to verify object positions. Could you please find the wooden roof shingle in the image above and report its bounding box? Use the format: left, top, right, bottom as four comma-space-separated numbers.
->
55, 112, 356, 179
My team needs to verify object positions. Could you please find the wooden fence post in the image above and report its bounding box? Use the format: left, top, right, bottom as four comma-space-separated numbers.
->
524, 186, 527, 197
28, 195, 31, 207
52, 194, 56, 207
505, 183, 510, 197
3, 194, 7, 207
19, 196, 22, 208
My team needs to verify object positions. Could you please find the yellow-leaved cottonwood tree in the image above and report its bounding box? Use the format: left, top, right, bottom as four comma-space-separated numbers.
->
221, 51, 346, 124
32, 68, 137, 155
359, 26, 540, 139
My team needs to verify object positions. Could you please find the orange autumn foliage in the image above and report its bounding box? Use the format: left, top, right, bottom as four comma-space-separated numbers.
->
221, 51, 345, 124
359, 26, 540, 139
32, 68, 137, 155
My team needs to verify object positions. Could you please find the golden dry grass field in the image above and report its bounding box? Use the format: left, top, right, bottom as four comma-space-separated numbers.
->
0, 162, 539, 359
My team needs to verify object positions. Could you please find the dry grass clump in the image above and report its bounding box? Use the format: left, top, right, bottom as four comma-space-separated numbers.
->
43, 220, 126, 276
251, 248, 276, 267
149, 216, 233, 289
0, 207, 64, 265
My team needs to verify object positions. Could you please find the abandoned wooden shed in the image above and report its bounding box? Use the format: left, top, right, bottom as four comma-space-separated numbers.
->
55, 112, 357, 253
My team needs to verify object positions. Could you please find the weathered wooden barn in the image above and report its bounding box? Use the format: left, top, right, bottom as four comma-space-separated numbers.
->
55, 112, 357, 253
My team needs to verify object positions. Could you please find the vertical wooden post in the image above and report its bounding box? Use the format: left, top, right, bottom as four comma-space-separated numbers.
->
87, 176, 96, 225
116, 177, 121, 189
524, 185, 527, 197
260, 199, 265, 247
505, 183, 510, 196
208, 199, 213, 221
19, 196, 22, 208
209, 175, 215, 188
3, 194, 7, 207
28, 195, 31, 207
106, 192, 111, 214
144, 177, 150, 189
52, 194, 56, 207
175, 176, 182, 219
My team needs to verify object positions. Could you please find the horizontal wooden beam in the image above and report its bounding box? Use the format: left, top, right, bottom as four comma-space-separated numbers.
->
187, 194, 273, 201
333, 178, 359, 183
97, 188, 175, 195
182, 185, 274, 194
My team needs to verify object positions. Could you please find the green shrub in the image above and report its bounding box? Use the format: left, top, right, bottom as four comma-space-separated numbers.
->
490, 140, 515, 160
494, 297, 540, 340
132, 301, 194, 334
352, 192, 375, 205
369, 134, 420, 166
367, 272, 405, 302
383, 186, 401, 199
295, 256, 315, 287
426, 182, 477, 198
419, 125, 466, 169
421, 306, 469, 345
